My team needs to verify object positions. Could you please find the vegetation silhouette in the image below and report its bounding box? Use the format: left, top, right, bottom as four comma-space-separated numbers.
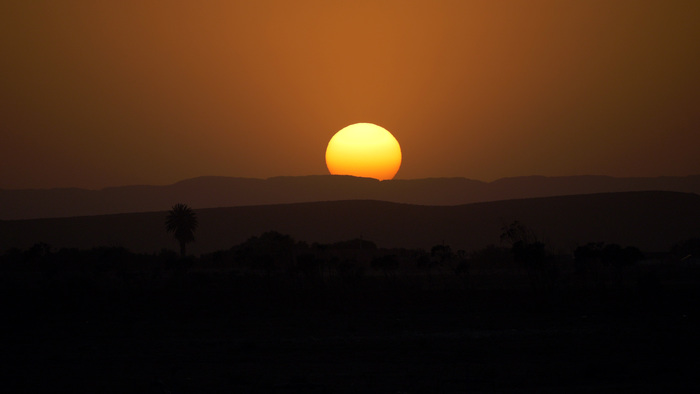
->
500, 221, 559, 291
574, 242, 644, 289
371, 254, 399, 279
3, 229, 700, 391
165, 203, 198, 257
670, 237, 700, 262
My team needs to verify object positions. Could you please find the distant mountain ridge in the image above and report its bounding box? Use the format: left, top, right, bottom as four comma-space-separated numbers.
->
1, 174, 699, 220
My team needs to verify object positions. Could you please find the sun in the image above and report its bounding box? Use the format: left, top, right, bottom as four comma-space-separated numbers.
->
325, 123, 402, 181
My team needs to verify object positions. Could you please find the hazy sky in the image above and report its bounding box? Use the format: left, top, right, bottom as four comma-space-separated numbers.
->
2, 1, 699, 189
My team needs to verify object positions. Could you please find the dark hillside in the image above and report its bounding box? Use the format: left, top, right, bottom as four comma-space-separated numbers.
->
1, 191, 698, 254
1, 174, 699, 220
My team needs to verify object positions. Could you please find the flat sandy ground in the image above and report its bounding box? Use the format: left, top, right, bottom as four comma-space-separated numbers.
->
3, 277, 699, 393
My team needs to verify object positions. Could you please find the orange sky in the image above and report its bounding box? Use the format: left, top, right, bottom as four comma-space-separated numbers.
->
1, 1, 699, 189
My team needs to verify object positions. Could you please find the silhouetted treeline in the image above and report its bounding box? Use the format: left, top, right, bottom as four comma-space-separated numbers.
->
2, 231, 700, 294
4, 234, 700, 394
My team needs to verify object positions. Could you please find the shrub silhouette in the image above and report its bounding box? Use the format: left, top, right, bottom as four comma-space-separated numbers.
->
430, 244, 453, 266
415, 244, 450, 278
335, 258, 365, 285
671, 238, 700, 260
295, 253, 325, 280
574, 242, 643, 288
371, 254, 399, 279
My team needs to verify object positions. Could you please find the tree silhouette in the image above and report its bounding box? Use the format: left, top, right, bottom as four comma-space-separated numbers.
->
165, 203, 198, 257
236, 231, 296, 275
500, 221, 557, 291
499, 220, 537, 246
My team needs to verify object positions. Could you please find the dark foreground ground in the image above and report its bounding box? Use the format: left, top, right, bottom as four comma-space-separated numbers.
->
2, 275, 700, 393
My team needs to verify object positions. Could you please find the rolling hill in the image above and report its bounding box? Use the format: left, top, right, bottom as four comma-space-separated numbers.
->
1, 174, 699, 220
1, 191, 698, 254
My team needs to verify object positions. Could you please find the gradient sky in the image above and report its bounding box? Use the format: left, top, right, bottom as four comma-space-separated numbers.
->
2, 1, 699, 189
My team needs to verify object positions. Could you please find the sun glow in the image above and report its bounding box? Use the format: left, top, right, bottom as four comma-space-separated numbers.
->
325, 123, 402, 180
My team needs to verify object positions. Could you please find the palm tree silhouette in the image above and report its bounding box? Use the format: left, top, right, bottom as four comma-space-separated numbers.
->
165, 203, 198, 257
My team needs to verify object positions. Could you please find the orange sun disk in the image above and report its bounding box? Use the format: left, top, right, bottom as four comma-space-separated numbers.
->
325, 123, 402, 181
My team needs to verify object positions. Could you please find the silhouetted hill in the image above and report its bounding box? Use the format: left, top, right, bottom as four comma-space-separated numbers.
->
1, 191, 698, 254
1, 175, 700, 220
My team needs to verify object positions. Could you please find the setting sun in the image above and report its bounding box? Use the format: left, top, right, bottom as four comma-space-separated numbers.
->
325, 123, 402, 180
